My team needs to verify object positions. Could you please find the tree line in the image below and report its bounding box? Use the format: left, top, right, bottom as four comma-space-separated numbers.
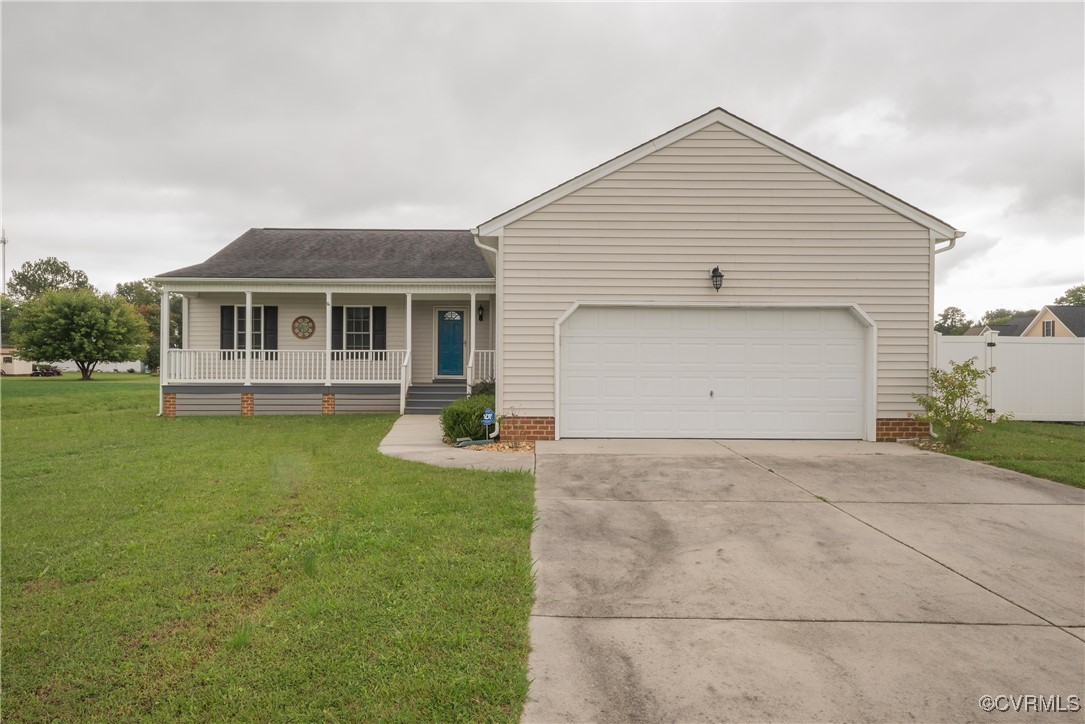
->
934, 285, 1085, 336
1, 257, 180, 379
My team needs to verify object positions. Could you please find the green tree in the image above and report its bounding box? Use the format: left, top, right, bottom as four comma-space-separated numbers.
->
934, 306, 972, 335
1055, 284, 1085, 306
7, 257, 93, 304
115, 279, 182, 370
1, 295, 22, 347
980, 308, 1038, 326
11, 288, 149, 380
912, 358, 1011, 449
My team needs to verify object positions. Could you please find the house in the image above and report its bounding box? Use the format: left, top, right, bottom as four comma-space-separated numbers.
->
1, 347, 34, 376
1020, 305, 1085, 338
154, 107, 963, 441
963, 315, 1035, 337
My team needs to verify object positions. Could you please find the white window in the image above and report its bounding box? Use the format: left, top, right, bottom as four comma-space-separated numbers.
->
1043, 320, 1055, 337
344, 306, 372, 350
235, 305, 263, 350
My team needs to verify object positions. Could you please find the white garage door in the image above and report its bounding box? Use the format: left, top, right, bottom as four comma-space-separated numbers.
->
560, 307, 867, 439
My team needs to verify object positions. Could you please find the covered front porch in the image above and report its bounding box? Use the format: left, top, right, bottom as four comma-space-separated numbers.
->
156, 280, 496, 415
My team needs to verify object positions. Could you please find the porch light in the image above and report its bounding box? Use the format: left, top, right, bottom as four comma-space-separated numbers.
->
478, 305, 485, 322
710, 266, 724, 292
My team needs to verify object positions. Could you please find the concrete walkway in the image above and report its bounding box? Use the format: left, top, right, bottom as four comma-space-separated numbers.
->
526, 439, 1085, 722
378, 414, 534, 472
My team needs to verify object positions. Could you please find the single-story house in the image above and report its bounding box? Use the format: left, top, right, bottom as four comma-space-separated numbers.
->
154, 107, 963, 441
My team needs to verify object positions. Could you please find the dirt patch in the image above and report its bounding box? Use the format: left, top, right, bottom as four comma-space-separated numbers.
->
24, 576, 62, 594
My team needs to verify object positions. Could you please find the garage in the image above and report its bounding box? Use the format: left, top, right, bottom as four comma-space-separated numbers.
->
558, 306, 870, 439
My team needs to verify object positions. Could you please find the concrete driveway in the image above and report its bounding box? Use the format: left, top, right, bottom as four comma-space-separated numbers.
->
525, 440, 1085, 723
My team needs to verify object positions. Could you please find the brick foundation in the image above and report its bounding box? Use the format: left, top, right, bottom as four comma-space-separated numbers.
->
501, 416, 556, 442
876, 417, 930, 442
162, 392, 176, 417
322, 392, 335, 415
241, 392, 255, 416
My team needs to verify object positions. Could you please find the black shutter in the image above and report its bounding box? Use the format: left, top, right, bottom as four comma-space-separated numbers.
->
263, 306, 278, 350
331, 306, 343, 359
372, 306, 387, 350
220, 306, 234, 349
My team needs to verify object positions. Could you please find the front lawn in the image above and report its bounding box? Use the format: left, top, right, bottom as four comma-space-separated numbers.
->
1, 375, 535, 721
945, 420, 1085, 489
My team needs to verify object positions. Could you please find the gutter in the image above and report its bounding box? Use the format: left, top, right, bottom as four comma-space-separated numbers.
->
935, 229, 967, 255
471, 228, 498, 258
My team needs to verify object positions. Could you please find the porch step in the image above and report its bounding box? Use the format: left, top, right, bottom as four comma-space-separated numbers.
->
404, 381, 468, 414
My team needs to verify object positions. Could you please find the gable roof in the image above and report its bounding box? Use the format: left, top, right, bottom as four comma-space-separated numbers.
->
156, 228, 493, 280
989, 315, 1035, 337
1021, 305, 1085, 337
474, 107, 962, 241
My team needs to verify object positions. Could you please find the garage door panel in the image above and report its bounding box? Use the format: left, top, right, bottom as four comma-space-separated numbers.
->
560, 307, 866, 439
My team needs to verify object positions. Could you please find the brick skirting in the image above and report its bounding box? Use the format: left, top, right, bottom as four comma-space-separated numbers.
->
162, 392, 176, 417
876, 417, 930, 441
501, 416, 556, 442
241, 392, 255, 416
322, 392, 335, 415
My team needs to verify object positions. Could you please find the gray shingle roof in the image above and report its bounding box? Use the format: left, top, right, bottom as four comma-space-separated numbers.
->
1046, 305, 1085, 336
988, 315, 1035, 337
157, 228, 493, 280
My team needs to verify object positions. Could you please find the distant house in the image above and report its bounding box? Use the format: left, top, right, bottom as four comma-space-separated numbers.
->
154, 107, 965, 441
1, 347, 33, 376
963, 315, 1035, 337
1020, 305, 1085, 338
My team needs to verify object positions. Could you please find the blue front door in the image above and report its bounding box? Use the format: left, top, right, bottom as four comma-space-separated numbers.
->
437, 310, 464, 377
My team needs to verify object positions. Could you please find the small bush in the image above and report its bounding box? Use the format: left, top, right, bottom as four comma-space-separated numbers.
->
912, 357, 1011, 449
470, 380, 495, 398
440, 394, 495, 441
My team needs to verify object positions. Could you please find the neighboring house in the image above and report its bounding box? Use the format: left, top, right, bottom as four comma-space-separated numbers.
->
154, 107, 963, 441
963, 315, 1035, 337
1020, 305, 1085, 338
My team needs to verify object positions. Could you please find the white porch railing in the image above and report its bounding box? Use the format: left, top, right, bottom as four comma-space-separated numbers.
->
471, 349, 495, 383
166, 349, 408, 384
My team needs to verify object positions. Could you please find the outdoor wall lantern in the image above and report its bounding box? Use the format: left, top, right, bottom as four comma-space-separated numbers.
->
710, 266, 724, 292
478, 305, 485, 322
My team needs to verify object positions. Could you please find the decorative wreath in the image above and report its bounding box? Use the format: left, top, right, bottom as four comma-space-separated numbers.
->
291, 315, 316, 340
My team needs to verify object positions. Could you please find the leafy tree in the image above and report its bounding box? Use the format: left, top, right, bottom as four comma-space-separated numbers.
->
11, 288, 149, 380
1, 295, 21, 347
980, 308, 1038, 326
934, 306, 972, 335
912, 358, 1011, 449
1055, 284, 1085, 306
7, 257, 93, 304
115, 279, 182, 370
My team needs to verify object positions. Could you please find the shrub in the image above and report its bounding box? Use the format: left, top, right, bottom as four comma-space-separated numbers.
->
439, 394, 496, 441
912, 358, 1011, 448
470, 380, 495, 398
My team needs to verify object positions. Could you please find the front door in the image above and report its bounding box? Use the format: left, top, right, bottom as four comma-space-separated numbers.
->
437, 310, 465, 377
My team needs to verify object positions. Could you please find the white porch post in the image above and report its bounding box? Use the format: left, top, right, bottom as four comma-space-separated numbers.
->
325, 292, 333, 385
467, 291, 476, 392
159, 288, 169, 413
180, 295, 189, 349
402, 292, 413, 414
244, 291, 252, 385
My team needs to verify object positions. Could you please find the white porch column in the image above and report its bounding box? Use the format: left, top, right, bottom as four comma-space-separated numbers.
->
325, 292, 333, 385
244, 291, 253, 385
403, 292, 413, 414
159, 289, 169, 413
180, 295, 189, 349
468, 291, 477, 390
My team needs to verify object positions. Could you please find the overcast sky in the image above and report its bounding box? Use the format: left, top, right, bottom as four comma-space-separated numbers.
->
3, 2, 1082, 320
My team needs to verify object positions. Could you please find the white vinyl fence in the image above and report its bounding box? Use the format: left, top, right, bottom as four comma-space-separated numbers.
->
936, 332, 1085, 422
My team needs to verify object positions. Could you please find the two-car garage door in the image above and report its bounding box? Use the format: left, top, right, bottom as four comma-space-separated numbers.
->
559, 306, 868, 439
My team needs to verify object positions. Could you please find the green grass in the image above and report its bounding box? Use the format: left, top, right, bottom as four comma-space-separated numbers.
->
945, 420, 1085, 488
1, 375, 536, 721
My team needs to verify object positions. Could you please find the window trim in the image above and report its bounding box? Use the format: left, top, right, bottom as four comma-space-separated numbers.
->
343, 305, 373, 351
1043, 319, 1055, 337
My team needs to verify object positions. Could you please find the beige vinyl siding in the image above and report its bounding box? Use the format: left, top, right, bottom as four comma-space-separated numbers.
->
499, 122, 932, 419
